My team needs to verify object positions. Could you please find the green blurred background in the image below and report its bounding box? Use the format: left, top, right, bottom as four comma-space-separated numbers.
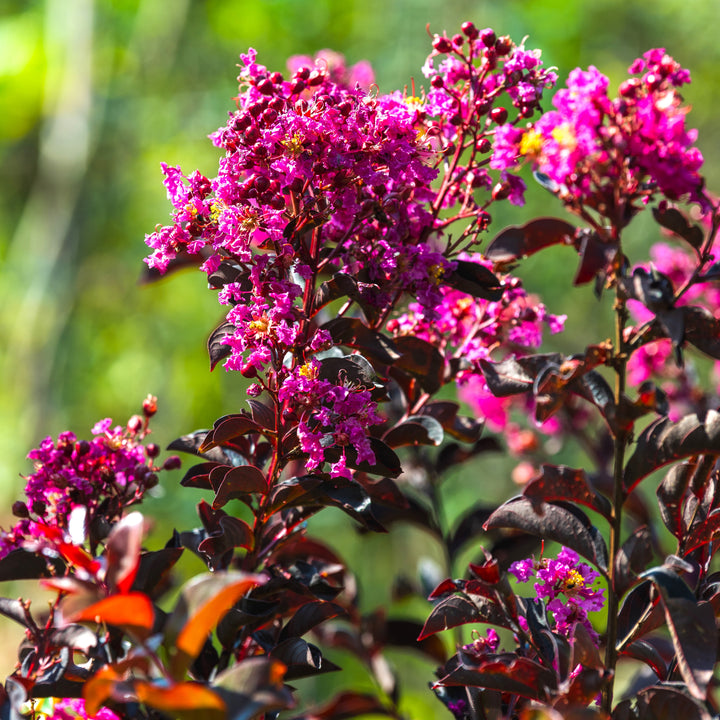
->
1, 0, 719, 711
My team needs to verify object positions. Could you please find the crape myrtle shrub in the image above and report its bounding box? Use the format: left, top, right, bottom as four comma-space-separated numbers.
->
2, 19, 720, 720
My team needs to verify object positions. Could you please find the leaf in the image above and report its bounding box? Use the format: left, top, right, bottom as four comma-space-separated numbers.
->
200, 414, 261, 452
68, 592, 155, 639
383, 415, 444, 448
198, 516, 254, 563
212, 466, 268, 508
168, 431, 244, 465
632, 685, 713, 720
270, 638, 340, 680
133, 681, 226, 719
683, 508, 720, 554
485, 497, 608, 573
620, 639, 668, 679
0, 549, 64, 581
208, 320, 235, 371
180, 462, 217, 490
624, 410, 720, 492
485, 217, 576, 265
130, 546, 184, 597
279, 601, 347, 642
318, 354, 377, 388
165, 572, 262, 680
444, 259, 504, 300
522, 465, 612, 521
641, 567, 715, 698
323, 437, 402, 478
321, 317, 400, 365
419, 594, 511, 640
437, 654, 556, 701
682, 306, 720, 359
652, 206, 704, 250
105, 511, 144, 595
0, 598, 29, 628
393, 335, 446, 393
480, 354, 562, 397
290, 691, 395, 720
614, 526, 653, 598
384, 619, 447, 663
657, 462, 694, 538
573, 229, 617, 286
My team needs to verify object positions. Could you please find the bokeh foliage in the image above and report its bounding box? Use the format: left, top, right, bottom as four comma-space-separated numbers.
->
1, 0, 719, 708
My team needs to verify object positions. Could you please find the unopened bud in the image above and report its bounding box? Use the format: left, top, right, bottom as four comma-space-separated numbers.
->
143, 395, 158, 417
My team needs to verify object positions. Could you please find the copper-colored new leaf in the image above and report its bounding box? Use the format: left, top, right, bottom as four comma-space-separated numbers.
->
134, 680, 226, 717
69, 592, 155, 640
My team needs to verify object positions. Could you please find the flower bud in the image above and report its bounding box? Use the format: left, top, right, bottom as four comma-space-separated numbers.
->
495, 36, 513, 56
163, 455, 182, 471
492, 182, 511, 201
127, 415, 144, 435
146, 443, 160, 459
432, 35, 452, 53
479, 28, 496, 47
75, 440, 91, 457
143, 394, 158, 417
490, 107, 508, 125
12, 501, 29, 519
461, 21, 478, 39
430, 75, 444, 89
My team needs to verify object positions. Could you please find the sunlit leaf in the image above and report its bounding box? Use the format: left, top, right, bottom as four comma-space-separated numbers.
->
68, 592, 155, 640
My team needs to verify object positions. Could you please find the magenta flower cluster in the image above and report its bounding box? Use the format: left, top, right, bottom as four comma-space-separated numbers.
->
0, 407, 174, 559
510, 547, 605, 643
493, 49, 704, 208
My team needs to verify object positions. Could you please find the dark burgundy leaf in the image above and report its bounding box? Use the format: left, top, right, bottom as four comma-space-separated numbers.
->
682, 305, 720, 359
614, 526, 653, 598
168, 431, 243, 465
213, 465, 268, 508
324, 438, 402, 478
485, 497, 608, 573
419, 594, 511, 641
480, 354, 562, 397
393, 335, 446, 393
318, 354, 377, 388
207, 260, 246, 288
485, 217, 576, 265
132, 547, 184, 597
312, 272, 361, 315
198, 516, 254, 567
683, 508, 720, 554
279, 601, 347, 642
383, 415, 444, 448
321, 317, 400, 365
447, 505, 493, 558
620, 640, 668, 679
0, 598, 29, 628
657, 463, 694, 538
0, 549, 64, 581
200, 415, 261, 451
208, 320, 235, 371
381, 619, 447, 663
641, 567, 715, 698
624, 410, 720, 492
266, 475, 324, 513
522, 464, 612, 521
437, 654, 556, 701
270, 638, 340, 680
634, 685, 713, 719
246, 399, 276, 430
652, 206, 704, 250
573, 229, 617, 286
180, 462, 217, 490
628, 268, 675, 313
444, 260, 503, 301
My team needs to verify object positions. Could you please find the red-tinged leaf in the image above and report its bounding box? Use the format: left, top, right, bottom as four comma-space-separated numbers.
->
321, 317, 401, 365
393, 335, 446, 393
279, 601, 347, 642
270, 637, 341, 680
419, 594, 510, 641
657, 462, 694, 538
213, 466, 268, 508
614, 526, 653, 598
295, 691, 395, 720
437, 654, 556, 701
485, 497, 609, 573
246, 398, 276, 430
652, 206, 704, 250
166, 572, 262, 680
208, 321, 235, 371
641, 567, 715, 699
180, 462, 217, 490
319, 354, 378, 389
624, 410, 720, 492
266, 475, 324, 513
573, 229, 617, 285
522, 464, 612, 521
105, 512, 144, 595
428, 579, 460, 600
312, 272, 361, 315
444, 259, 504, 300
324, 438, 402, 479
134, 680, 225, 717
69, 593, 155, 639
383, 415, 444, 448
168, 431, 242, 465
200, 414, 260, 451
683, 508, 720, 554
486, 217, 576, 265
620, 640, 668, 679
0, 598, 30, 628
